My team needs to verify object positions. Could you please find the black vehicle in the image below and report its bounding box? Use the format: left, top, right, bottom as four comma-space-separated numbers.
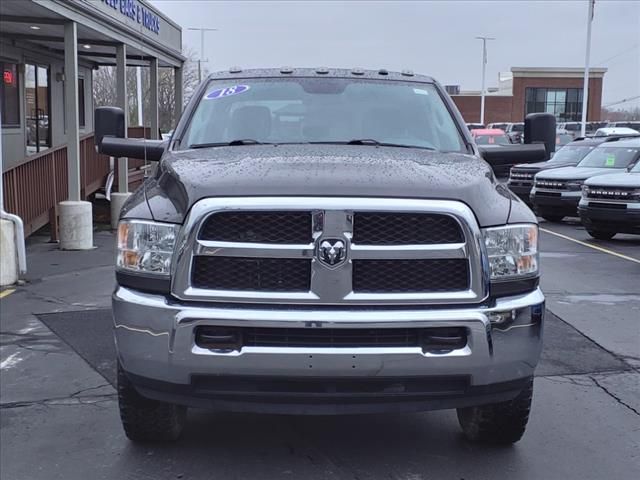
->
94, 68, 553, 445
579, 161, 640, 239
508, 136, 639, 204
531, 137, 640, 222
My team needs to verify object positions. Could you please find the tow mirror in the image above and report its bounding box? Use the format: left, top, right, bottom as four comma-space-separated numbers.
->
95, 106, 125, 146
94, 106, 165, 162
524, 112, 556, 159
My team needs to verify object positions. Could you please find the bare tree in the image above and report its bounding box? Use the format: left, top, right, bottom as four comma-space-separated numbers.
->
92, 48, 203, 133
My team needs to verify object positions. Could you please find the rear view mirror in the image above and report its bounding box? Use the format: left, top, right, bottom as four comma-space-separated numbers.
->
95, 106, 125, 149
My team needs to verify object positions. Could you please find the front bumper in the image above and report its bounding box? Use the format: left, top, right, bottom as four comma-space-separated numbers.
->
530, 189, 581, 216
578, 201, 640, 234
507, 182, 534, 204
113, 287, 545, 414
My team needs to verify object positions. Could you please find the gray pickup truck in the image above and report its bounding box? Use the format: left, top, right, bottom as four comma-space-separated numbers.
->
95, 68, 551, 445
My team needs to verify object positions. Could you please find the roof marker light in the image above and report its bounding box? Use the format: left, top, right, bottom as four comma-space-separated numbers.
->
351, 68, 365, 76
378, 69, 389, 76
401, 70, 414, 77
280, 67, 293, 74
229, 66, 242, 73
316, 67, 329, 74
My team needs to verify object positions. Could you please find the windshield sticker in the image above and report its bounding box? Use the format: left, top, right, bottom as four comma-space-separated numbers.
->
413, 88, 429, 95
605, 154, 616, 166
205, 85, 250, 100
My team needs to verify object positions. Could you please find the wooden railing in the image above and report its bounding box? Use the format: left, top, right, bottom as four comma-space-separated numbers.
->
2, 134, 111, 238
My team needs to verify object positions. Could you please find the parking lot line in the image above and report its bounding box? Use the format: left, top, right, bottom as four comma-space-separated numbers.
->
0, 289, 16, 299
540, 227, 640, 264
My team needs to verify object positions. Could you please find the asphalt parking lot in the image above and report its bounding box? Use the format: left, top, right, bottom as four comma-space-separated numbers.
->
1, 219, 639, 480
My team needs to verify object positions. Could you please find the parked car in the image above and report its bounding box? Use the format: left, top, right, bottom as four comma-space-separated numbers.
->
579, 161, 640, 239
531, 137, 640, 222
594, 127, 639, 137
505, 122, 524, 143
557, 122, 582, 138
587, 121, 608, 134
508, 137, 606, 203
487, 122, 510, 130
95, 67, 551, 445
555, 132, 574, 148
466, 122, 485, 130
470, 128, 512, 145
606, 121, 640, 131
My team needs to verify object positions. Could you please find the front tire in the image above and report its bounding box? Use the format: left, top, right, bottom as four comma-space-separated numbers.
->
587, 229, 616, 240
457, 378, 534, 445
117, 363, 186, 442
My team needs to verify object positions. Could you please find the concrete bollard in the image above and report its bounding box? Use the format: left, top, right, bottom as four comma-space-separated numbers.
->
58, 201, 94, 250
0, 218, 18, 286
110, 192, 132, 229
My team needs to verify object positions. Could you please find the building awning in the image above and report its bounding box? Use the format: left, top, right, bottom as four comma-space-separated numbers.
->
0, 0, 184, 68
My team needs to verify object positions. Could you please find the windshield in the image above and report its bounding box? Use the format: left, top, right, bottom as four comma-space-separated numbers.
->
475, 134, 510, 145
577, 146, 640, 168
511, 124, 524, 132
630, 161, 640, 173
550, 145, 594, 163
180, 78, 466, 152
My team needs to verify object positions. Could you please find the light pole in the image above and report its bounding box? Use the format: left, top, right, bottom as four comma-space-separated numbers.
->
475, 36, 495, 125
187, 27, 217, 83
580, 0, 595, 137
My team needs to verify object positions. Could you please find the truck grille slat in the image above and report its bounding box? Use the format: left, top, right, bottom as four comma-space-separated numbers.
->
195, 326, 468, 350
199, 211, 312, 243
192, 257, 311, 291
353, 259, 469, 293
353, 212, 463, 244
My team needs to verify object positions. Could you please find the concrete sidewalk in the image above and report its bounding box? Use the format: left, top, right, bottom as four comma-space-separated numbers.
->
1, 228, 638, 480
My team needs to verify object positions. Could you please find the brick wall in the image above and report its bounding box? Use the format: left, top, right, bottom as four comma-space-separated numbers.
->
451, 95, 514, 124
451, 76, 603, 124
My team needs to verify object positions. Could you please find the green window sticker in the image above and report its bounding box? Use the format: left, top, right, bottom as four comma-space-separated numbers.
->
605, 154, 616, 167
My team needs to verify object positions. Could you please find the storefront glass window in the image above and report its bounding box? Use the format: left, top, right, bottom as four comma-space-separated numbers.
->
26, 64, 51, 154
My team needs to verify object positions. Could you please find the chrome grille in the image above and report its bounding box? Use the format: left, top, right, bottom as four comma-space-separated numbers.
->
172, 197, 486, 306
509, 169, 536, 186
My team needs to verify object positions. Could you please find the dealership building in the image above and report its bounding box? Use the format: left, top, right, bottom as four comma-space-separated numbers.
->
449, 67, 607, 124
0, 0, 184, 284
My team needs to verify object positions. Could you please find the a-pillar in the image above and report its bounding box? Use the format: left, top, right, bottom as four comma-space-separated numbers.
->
59, 20, 93, 250
111, 43, 131, 228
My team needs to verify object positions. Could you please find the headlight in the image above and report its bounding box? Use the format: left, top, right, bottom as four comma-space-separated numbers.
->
482, 224, 538, 280
581, 185, 590, 197
117, 220, 179, 275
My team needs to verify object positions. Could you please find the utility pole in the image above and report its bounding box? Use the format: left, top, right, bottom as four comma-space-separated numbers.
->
187, 27, 217, 83
475, 36, 495, 125
580, 0, 595, 137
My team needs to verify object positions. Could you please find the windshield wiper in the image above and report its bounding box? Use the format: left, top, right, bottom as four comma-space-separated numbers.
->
310, 139, 436, 150
189, 139, 273, 149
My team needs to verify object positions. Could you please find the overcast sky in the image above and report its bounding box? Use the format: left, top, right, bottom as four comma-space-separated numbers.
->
151, 0, 639, 108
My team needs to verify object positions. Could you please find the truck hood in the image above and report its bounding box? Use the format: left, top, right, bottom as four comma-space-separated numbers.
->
536, 166, 627, 181
584, 172, 640, 187
143, 144, 514, 226
512, 159, 578, 172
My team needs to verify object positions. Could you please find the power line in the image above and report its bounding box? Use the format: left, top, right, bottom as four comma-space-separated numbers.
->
604, 95, 640, 108
594, 44, 639, 66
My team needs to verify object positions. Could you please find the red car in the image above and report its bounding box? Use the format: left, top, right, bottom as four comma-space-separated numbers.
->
471, 128, 512, 145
